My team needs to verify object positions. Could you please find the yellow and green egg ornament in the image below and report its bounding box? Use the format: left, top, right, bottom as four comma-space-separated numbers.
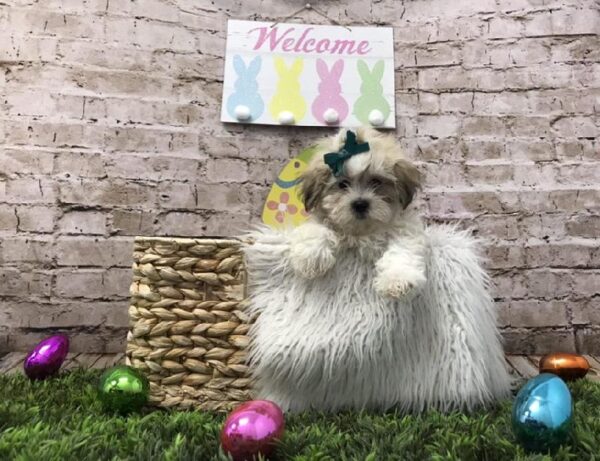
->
262, 146, 317, 229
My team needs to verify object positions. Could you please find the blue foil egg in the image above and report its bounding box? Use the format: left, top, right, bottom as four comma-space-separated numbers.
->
512, 373, 573, 452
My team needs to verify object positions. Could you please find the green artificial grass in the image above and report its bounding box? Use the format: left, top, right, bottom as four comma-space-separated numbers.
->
1, 370, 600, 461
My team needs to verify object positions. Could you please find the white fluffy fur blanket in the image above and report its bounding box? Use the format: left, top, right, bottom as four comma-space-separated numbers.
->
242, 225, 511, 413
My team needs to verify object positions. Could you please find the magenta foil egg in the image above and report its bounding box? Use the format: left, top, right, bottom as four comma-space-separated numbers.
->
220, 400, 285, 461
23, 334, 70, 380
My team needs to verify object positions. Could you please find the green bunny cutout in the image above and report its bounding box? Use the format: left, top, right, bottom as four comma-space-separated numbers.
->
353, 60, 391, 125
269, 57, 306, 123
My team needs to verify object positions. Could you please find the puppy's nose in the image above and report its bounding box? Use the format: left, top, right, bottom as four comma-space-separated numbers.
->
351, 199, 370, 215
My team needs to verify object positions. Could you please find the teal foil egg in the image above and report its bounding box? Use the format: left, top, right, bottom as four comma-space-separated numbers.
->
512, 373, 573, 452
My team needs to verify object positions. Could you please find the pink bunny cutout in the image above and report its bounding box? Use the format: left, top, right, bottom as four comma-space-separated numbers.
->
311, 59, 348, 125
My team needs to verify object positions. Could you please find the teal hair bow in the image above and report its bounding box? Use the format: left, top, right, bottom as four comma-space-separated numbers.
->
323, 130, 370, 177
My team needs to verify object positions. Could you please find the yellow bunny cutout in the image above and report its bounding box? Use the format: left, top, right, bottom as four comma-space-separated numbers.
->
269, 57, 306, 123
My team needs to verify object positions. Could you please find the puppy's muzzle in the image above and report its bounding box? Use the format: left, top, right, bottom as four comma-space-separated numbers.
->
351, 198, 370, 219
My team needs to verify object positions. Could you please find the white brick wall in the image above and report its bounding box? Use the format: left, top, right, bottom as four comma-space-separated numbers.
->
0, 0, 598, 353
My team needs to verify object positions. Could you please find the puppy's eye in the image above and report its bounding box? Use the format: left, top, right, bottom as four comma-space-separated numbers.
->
369, 178, 382, 188
337, 180, 350, 190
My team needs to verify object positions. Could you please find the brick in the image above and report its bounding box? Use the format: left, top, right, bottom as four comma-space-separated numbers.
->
0, 301, 107, 328
0, 149, 54, 176
575, 328, 600, 354
1, 178, 56, 204
59, 180, 157, 208
158, 182, 249, 212
14, 206, 55, 233
513, 163, 556, 187
199, 135, 290, 161
502, 330, 576, 355
0, 236, 53, 264
110, 210, 157, 236
414, 43, 461, 67
573, 299, 600, 325
54, 268, 130, 298
565, 215, 600, 238
130, 0, 180, 22
486, 16, 523, 39
415, 138, 462, 162
55, 237, 132, 267
439, 92, 473, 114
460, 139, 506, 160
103, 153, 205, 182
53, 152, 106, 178
462, 116, 507, 136
506, 140, 555, 161
551, 116, 597, 138
473, 92, 529, 115
103, 126, 198, 154
435, 17, 484, 42
552, 36, 600, 64
3, 120, 105, 150
557, 163, 600, 186
572, 270, 600, 298
156, 211, 252, 237
489, 41, 550, 68
506, 116, 552, 137
0, 205, 18, 231
57, 41, 153, 72
247, 159, 286, 185
417, 92, 439, 114
525, 269, 573, 299
0, 268, 52, 297
205, 158, 249, 183
556, 140, 596, 160
465, 163, 513, 185
509, 300, 569, 327
59, 211, 106, 235
484, 244, 525, 269
416, 115, 460, 138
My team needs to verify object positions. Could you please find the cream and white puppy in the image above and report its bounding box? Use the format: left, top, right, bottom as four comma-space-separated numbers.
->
290, 126, 426, 300
244, 126, 511, 412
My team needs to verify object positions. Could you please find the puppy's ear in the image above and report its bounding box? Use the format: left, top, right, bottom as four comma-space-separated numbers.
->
393, 159, 421, 209
299, 165, 331, 212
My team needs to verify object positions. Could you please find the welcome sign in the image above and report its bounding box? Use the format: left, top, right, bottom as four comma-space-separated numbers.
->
221, 20, 395, 128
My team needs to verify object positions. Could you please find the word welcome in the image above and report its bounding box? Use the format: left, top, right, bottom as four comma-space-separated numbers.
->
250, 26, 372, 55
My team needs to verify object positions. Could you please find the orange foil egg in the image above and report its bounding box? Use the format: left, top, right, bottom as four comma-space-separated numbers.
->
539, 353, 590, 381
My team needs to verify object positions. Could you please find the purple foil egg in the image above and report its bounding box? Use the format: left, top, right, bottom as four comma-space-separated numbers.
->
24, 334, 70, 380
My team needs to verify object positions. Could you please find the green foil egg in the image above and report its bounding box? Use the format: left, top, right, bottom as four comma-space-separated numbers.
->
98, 365, 149, 414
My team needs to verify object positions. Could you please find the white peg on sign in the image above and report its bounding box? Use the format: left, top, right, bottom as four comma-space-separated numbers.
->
323, 108, 339, 124
278, 111, 295, 125
368, 109, 385, 126
234, 105, 251, 121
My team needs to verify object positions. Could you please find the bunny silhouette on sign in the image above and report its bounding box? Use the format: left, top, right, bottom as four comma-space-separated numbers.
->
353, 60, 391, 125
269, 57, 306, 123
227, 55, 264, 121
311, 58, 348, 125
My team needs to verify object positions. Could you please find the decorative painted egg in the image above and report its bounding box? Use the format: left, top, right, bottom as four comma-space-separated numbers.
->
221, 400, 285, 461
23, 334, 70, 380
512, 373, 572, 452
98, 365, 149, 414
262, 146, 318, 229
539, 352, 590, 381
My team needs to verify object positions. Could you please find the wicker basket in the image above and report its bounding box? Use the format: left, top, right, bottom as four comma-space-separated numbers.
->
126, 236, 255, 411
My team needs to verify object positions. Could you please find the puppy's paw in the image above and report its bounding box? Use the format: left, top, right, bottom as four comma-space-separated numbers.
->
290, 248, 336, 279
289, 222, 338, 279
374, 275, 420, 300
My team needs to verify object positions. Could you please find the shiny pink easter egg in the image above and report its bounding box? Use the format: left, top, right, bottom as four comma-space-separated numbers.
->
220, 400, 285, 461
24, 334, 70, 380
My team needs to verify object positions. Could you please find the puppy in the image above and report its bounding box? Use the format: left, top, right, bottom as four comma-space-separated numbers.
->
290, 126, 426, 300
